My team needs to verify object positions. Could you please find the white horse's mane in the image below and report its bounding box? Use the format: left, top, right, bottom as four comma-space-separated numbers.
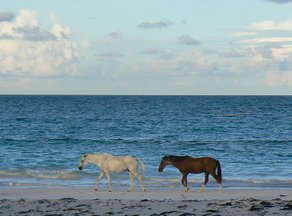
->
81, 153, 114, 161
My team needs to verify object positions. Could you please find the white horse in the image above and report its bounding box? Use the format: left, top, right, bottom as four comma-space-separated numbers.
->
78, 153, 145, 192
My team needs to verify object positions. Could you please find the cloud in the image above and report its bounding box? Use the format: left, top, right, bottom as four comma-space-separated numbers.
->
0, 33, 15, 40
265, 0, 292, 3
0, 10, 61, 42
0, 9, 80, 77
249, 20, 292, 31
220, 45, 292, 87
51, 23, 71, 39
233, 31, 258, 37
106, 31, 121, 39
95, 51, 124, 58
14, 26, 57, 41
136, 49, 217, 75
0, 39, 80, 77
266, 71, 292, 86
227, 50, 271, 74
142, 48, 161, 55
104, 31, 122, 43
138, 20, 173, 29
238, 37, 292, 43
179, 35, 200, 46
218, 49, 246, 58
0, 12, 15, 22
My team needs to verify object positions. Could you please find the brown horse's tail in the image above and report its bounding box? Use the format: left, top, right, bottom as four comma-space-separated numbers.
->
216, 161, 222, 184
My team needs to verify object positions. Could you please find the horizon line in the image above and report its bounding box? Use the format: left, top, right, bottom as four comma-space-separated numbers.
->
1, 94, 292, 96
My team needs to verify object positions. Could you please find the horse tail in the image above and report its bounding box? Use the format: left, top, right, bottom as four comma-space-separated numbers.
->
216, 161, 222, 184
135, 157, 145, 179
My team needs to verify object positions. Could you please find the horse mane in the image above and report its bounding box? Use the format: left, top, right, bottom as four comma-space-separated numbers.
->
99, 153, 113, 157
81, 153, 112, 159
86, 153, 113, 156
167, 155, 190, 163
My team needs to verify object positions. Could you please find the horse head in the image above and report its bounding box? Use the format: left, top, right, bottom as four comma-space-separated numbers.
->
78, 154, 89, 170
158, 156, 170, 172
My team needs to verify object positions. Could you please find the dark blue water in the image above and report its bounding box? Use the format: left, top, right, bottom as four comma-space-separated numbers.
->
0, 96, 291, 189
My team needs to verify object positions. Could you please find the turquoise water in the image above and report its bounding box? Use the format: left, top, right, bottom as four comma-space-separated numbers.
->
0, 96, 291, 189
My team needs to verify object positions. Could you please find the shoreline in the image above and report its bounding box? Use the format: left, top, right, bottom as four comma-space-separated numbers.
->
1, 187, 292, 200
1, 187, 291, 215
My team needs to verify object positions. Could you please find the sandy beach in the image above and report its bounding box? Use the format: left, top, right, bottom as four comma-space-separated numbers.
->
1, 187, 291, 215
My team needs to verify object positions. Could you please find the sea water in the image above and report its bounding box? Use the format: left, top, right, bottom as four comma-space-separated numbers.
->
0, 96, 291, 190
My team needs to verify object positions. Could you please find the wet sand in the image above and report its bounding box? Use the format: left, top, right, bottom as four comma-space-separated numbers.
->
1, 187, 291, 215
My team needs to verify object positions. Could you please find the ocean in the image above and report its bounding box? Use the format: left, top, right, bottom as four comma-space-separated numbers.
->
0, 96, 291, 190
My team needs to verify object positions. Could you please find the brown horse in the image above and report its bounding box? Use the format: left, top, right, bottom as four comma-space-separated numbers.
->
158, 155, 222, 192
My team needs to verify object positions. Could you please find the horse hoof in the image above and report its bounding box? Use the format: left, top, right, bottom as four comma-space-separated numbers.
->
94, 189, 98, 191
109, 190, 112, 192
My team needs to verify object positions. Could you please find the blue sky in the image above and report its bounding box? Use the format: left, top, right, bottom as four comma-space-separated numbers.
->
1, 0, 292, 95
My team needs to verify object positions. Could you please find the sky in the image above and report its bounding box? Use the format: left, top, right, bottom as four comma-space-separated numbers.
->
1, 0, 292, 95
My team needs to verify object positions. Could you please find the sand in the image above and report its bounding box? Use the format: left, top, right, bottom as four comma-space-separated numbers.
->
0, 187, 291, 215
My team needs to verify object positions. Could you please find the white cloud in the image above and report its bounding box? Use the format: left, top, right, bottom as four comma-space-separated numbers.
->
218, 49, 246, 58
0, 40, 79, 76
136, 49, 217, 75
238, 37, 292, 43
233, 31, 258, 37
265, 0, 292, 4
52, 23, 71, 39
219, 45, 292, 87
95, 51, 124, 58
271, 45, 292, 60
266, 71, 292, 86
230, 19, 292, 87
233, 48, 272, 73
249, 20, 292, 31
0, 9, 79, 77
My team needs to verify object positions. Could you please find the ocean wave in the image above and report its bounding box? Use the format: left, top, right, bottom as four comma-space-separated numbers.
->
1, 170, 291, 189
0, 136, 149, 143
1, 135, 291, 146
144, 177, 292, 188
224, 113, 252, 117
0, 182, 62, 187
0, 170, 81, 180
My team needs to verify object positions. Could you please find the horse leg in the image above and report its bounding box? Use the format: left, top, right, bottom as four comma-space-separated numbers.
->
199, 172, 209, 193
105, 172, 113, 192
95, 171, 105, 191
127, 172, 135, 192
181, 173, 189, 192
219, 183, 223, 193
131, 171, 145, 191
210, 172, 222, 193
